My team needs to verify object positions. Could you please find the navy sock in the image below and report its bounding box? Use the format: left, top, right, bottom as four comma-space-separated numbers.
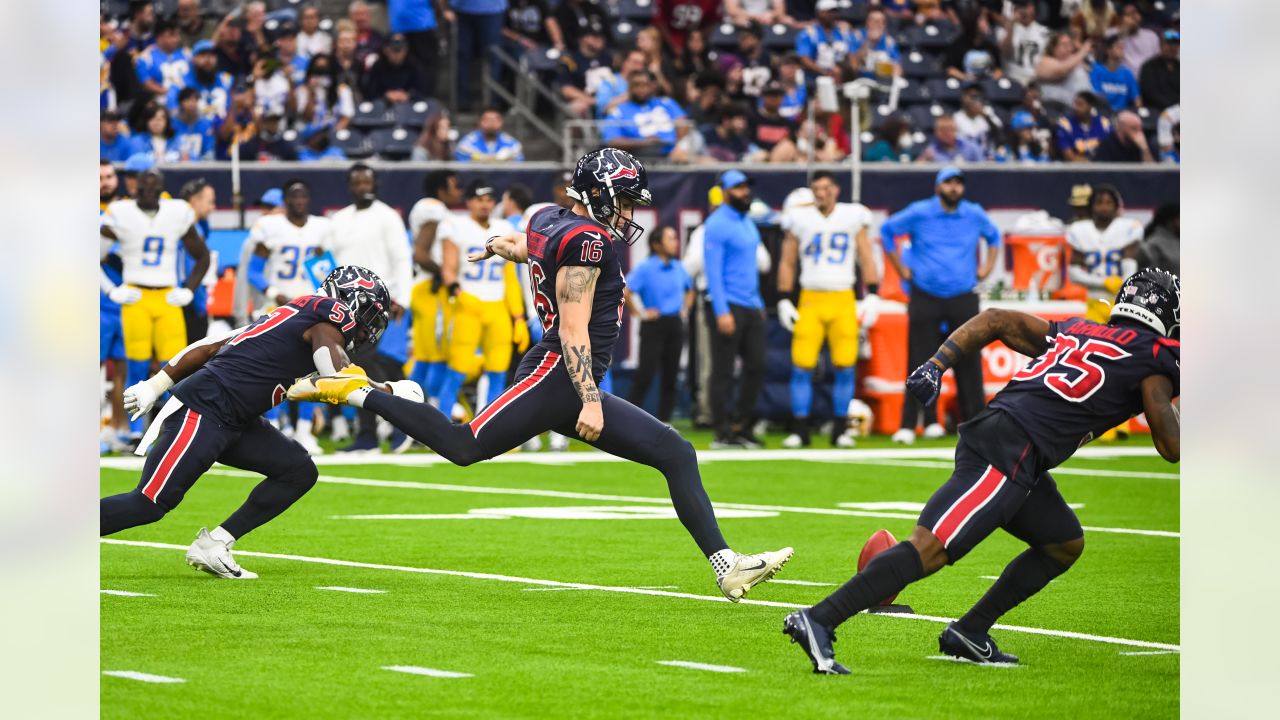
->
809, 542, 924, 629
957, 548, 1070, 635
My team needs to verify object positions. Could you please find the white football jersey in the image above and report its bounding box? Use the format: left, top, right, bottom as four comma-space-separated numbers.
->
442, 215, 516, 302
407, 197, 454, 281
998, 20, 1051, 87
1067, 217, 1144, 298
785, 202, 873, 291
103, 198, 195, 287
249, 214, 333, 299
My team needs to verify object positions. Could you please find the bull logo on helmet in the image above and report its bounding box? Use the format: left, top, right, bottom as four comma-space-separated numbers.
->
338, 276, 377, 290
608, 165, 638, 182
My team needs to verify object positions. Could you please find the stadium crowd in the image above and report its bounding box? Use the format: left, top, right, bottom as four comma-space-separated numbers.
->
101, 0, 1181, 166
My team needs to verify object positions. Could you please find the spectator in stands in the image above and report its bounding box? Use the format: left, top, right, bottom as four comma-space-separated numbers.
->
451, 0, 507, 112
995, 110, 1051, 164
669, 28, 716, 83
795, 0, 855, 78
297, 124, 349, 161
333, 23, 365, 98
995, 0, 1049, 87
881, 166, 1000, 442
127, 102, 180, 164
455, 107, 526, 161
880, 0, 917, 24
1138, 202, 1179, 277
725, 0, 792, 27
171, 87, 217, 161
750, 80, 800, 161
1139, 30, 1179, 111
718, 55, 750, 103
557, 26, 612, 118
945, 9, 1004, 82
364, 33, 422, 104
1017, 80, 1052, 129
349, 0, 386, 62
251, 55, 292, 119
916, 115, 985, 163
863, 113, 913, 162
241, 1, 270, 57
597, 50, 649, 116
1117, 2, 1159, 75
847, 7, 901, 79
703, 102, 759, 162
775, 54, 807, 120
295, 54, 356, 133
273, 20, 311, 86
391, 0, 446, 99
1157, 104, 1179, 163
126, 0, 155, 52
1055, 90, 1112, 161
217, 83, 259, 159
1093, 109, 1153, 163
635, 27, 675, 98
177, 0, 216, 49
1036, 32, 1093, 106
952, 84, 999, 156
656, 0, 721, 55
1071, 0, 1117, 42
504, 0, 565, 56
683, 70, 725, 127
101, 109, 132, 162
214, 15, 252, 78
797, 111, 847, 160
915, 0, 960, 25
1091, 34, 1140, 111
412, 110, 455, 159
168, 40, 234, 124
731, 23, 775, 99
555, 0, 610, 49
602, 70, 689, 159
298, 4, 333, 56
136, 20, 190, 98
625, 225, 694, 424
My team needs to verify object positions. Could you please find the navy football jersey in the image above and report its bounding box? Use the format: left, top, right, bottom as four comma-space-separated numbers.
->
989, 317, 1180, 467
172, 295, 360, 427
524, 206, 627, 378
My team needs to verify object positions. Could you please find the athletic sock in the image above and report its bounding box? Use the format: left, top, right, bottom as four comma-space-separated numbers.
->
789, 367, 813, 419
709, 549, 736, 578
425, 361, 447, 401
409, 361, 430, 391
809, 542, 925, 630
832, 367, 855, 417
210, 526, 236, 545
956, 548, 1071, 636
435, 368, 466, 413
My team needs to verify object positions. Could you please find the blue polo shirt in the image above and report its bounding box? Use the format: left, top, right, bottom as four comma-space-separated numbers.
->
879, 196, 1001, 298
1091, 63, 1140, 111
627, 255, 691, 317
703, 204, 763, 316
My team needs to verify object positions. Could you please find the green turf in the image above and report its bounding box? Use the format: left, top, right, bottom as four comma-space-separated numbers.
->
101, 446, 1178, 718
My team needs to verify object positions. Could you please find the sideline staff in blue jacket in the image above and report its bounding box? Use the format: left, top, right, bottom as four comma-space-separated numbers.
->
880, 166, 1001, 440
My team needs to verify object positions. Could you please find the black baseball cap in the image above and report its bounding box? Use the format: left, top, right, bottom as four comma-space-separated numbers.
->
465, 179, 495, 199
761, 79, 785, 96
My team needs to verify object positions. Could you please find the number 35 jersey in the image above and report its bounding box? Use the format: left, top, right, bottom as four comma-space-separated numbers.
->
103, 198, 195, 288
990, 317, 1180, 467
249, 214, 334, 299
524, 206, 625, 379
783, 202, 873, 291
171, 295, 361, 428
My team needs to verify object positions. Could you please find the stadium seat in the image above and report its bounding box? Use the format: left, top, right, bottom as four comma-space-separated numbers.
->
369, 127, 417, 161
887, 77, 931, 105
351, 100, 396, 131
1135, 105, 1159, 132
925, 77, 965, 104
709, 23, 739, 50
762, 23, 800, 51
394, 100, 435, 130
981, 76, 1024, 105
267, 0, 306, 10
901, 50, 945, 79
901, 22, 957, 51
611, 0, 656, 22
869, 104, 898, 130
523, 47, 562, 73
329, 127, 372, 159
836, 0, 869, 25
102, 0, 132, 20
906, 103, 951, 134
613, 21, 639, 48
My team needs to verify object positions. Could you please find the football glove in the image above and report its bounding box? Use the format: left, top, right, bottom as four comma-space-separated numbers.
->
777, 298, 800, 332
858, 293, 882, 329
905, 360, 944, 407
123, 372, 173, 421
108, 285, 143, 305
1103, 275, 1124, 296
513, 316, 531, 352
166, 287, 195, 307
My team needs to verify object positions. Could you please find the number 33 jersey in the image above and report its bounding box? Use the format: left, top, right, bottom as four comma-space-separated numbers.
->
249, 214, 334, 300
783, 202, 873, 291
523, 206, 625, 379
990, 317, 1180, 466
103, 198, 195, 288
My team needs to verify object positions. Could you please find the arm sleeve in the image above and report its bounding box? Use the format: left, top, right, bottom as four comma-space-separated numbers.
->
702, 218, 730, 317
247, 253, 271, 293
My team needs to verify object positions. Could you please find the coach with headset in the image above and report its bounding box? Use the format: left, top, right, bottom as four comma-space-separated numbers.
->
881, 166, 1001, 443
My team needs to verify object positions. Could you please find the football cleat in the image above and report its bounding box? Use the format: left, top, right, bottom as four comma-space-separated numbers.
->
185, 528, 257, 580
923, 423, 946, 439
548, 431, 570, 452
833, 431, 857, 448
782, 433, 807, 449
287, 366, 370, 405
293, 427, 324, 456
329, 415, 351, 442
891, 428, 916, 445
938, 623, 1019, 665
783, 609, 851, 675
717, 547, 793, 601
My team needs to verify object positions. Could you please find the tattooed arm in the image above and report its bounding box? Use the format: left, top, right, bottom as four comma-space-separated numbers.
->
557, 264, 604, 441
467, 232, 529, 264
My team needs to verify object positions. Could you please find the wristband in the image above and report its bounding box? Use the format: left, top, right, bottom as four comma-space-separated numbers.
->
931, 339, 962, 369
145, 371, 175, 396
866, 283, 880, 295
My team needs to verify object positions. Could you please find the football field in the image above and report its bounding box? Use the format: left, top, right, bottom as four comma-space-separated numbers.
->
100, 436, 1178, 718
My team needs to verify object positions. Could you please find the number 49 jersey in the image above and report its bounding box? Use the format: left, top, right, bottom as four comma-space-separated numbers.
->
524, 206, 625, 379
784, 202, 873, 291
990, 317, 1180, 467
171, 295, 361, 428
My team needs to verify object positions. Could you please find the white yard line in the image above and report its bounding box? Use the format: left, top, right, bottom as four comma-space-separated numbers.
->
656, 661, 747, 673
1119, 650, 1180, 656
926, 656, 1020, 668
769, 579, 836, 587
100, 539, 1180, 652
102, 671, 185, 683
101, 589, 155, 597
382, 666, 473, 678
316, 586, 386, 594
523, 585, 677, 592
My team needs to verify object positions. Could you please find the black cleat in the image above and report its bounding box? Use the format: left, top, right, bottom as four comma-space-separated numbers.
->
783, 610, 851, 675
938, 623, 1019, 664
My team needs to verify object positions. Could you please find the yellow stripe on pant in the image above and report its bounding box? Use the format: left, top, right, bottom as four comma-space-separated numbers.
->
121, 287, 188, 362
791, 289, 859, 369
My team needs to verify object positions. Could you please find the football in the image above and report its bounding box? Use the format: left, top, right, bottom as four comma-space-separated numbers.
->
857, 528, 900, 605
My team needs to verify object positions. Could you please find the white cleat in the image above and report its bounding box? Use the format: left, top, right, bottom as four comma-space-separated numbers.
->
330, 415, 351, 443
717, 547, 794, 602
782, 433, 804, 449
548, 432, 570, 452
923, 423, 946, 439
521, 435, 543, 452
833, 431, 857, 448
293, 428, 325, 456
891, 428, 916, 445
185, 528, 257, 579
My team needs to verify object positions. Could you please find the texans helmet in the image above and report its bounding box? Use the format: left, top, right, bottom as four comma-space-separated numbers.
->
566, 147, 653, 245
1110, 267, 1180, 337
321, 265, 392, 350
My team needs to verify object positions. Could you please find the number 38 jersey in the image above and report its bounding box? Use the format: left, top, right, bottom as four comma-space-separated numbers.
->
171, 295, 361, 428
249, 214, 333, 299
990, 317, 1180, 467
443, 215, 517, 301
783, 202, 873, 291
524, 206, 625, 379
103, 198, 195, 288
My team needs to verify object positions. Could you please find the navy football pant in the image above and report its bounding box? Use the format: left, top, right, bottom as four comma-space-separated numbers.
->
363, 346, 730, 556
100, 405, 318, 537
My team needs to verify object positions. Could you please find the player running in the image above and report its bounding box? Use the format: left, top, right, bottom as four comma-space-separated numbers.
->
290, 148, 793, 601
783, 268, 1179, 673
100, 266, 401, 579
776, 171, 881, 448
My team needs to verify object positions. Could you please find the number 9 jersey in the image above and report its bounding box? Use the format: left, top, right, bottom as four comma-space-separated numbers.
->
102, 198, 196, 288
783, 202, 873, 291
